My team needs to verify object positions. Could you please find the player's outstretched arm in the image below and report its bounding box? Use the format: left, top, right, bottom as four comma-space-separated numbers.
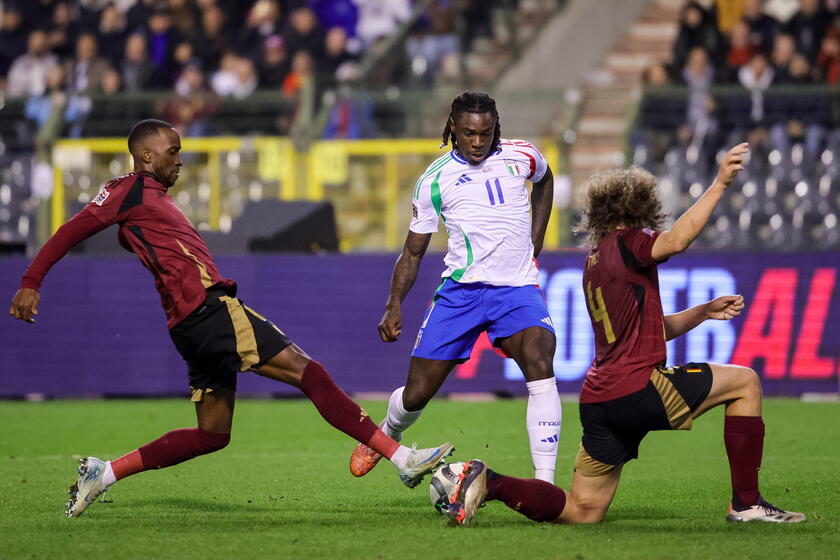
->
530, 165, 554, 258
651, 143, 748, 261
10, 208, 114, 324
378, 231, 432, 342
664, 294, 744, 340
9, 288, 40, 323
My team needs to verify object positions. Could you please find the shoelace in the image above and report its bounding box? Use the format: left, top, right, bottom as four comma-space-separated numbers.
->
758, 500, 786, 516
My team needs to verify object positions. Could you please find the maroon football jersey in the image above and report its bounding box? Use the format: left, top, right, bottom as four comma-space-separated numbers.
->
579, 227, 666, 403
21, 172, 235, 328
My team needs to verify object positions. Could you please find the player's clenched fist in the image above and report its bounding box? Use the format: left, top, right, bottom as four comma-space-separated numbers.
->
715, 142, 749, 187
9, 287, 40, 323
706, 294, 745, 321
378, 307, 402, 342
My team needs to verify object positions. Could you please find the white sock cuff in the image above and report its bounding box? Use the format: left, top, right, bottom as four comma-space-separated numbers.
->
390, 445, 410, 470
391, 385, 425, 414
390, 386, 408, 414
385, 386, 423, 441
103, 461, 117, 486
526, 377, 557, 395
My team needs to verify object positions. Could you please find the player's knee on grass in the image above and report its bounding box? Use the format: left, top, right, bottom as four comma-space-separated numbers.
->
562, 484, 612, 524
564, 487, 611, 524
570, 501, 609, 524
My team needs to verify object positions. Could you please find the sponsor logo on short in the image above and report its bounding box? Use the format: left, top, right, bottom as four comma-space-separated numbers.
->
92, 188, 110, 206
540, 316, 554, 327
540, 434, 559, 443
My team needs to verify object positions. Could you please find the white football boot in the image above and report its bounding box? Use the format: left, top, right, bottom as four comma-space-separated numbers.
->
726, 499, 806, 523
66, 457, 111, 517
398, 443, 455, 488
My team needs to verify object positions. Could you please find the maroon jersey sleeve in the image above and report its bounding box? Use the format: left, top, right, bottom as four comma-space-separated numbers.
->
616, 228, 663, 270
20, 177, 137, 290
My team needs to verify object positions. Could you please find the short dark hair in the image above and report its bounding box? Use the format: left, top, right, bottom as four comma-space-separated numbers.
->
128, 119, 174, 156
441, 91, 501, 154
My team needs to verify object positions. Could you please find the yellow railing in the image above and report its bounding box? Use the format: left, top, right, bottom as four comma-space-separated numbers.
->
51, 137, 297, 232
51, 137, 563, 251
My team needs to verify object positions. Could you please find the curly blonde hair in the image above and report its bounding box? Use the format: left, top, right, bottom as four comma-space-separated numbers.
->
575, 166, 668, 246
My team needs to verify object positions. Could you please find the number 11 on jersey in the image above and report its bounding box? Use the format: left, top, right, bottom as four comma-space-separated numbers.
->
485, 179, 505, 205
586, 281, 616, 344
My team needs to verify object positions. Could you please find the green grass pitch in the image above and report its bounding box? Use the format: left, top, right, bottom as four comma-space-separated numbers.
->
1, 398, 838, 559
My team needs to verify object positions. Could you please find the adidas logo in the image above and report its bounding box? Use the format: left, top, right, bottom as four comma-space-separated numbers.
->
455, 174, 472, 186
359, 409, 369, 422
540, 316, 554, 327
540, 434, 559, 443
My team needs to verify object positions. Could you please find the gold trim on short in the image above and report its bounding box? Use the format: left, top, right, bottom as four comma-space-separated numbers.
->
574, 443, 619, 477
190, 387, 214, 402
243, 304, 267, 321
650, 368, 693, 430
220, 296, 260, 371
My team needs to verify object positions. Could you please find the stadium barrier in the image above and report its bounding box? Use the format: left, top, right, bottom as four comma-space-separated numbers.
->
50, 137, 564, 252
2, 251, 837, 398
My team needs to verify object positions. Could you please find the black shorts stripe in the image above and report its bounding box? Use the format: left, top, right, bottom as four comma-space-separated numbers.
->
578, 363, 713, 470
169, 290, 291, 393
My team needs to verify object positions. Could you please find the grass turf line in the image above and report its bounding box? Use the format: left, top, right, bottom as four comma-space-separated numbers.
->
0, 398, 837, 559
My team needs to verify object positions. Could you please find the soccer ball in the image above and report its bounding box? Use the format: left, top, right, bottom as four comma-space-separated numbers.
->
428, 461, 465, 514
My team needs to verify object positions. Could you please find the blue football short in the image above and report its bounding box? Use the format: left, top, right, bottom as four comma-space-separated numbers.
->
411, 278, 555, 361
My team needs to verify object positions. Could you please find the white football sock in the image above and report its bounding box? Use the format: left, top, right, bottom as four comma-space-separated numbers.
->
103, 461, 117, 486
526, 377, 562, 484
383, 386, 423, 442
389, 445, 410, 469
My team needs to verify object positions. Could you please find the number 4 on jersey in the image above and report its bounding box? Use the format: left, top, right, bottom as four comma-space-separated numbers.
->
586, 281, 616, 344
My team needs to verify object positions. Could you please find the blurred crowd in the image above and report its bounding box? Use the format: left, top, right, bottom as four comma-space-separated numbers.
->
670, 0, 839, 84
633, 0, 840, 251
0, 0, 476, 140
637, 0, 840, 170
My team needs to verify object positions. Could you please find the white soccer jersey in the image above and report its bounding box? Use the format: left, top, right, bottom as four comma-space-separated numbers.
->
410, 139, 549, 286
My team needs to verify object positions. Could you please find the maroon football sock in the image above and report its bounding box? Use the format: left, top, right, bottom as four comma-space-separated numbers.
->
486, 472, 567, 522
724, 415, 765, 507
110, 449, 143, 480
135, 428, 230, 472
300, 360, 395, 457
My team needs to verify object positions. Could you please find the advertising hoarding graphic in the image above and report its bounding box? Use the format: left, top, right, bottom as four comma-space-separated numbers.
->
1, 253, 837, 397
